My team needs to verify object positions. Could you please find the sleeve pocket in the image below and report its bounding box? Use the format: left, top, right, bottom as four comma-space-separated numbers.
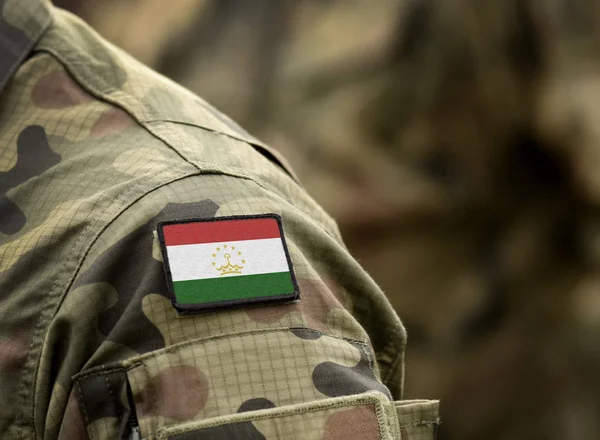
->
73, 328, 439, 440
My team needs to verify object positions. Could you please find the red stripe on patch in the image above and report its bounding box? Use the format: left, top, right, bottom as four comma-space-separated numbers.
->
163, 217, 281, 246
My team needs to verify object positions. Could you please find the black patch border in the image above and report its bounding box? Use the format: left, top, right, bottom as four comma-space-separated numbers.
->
157, 214, 300, 315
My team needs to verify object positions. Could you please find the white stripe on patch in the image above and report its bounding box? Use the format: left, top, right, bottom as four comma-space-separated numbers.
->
166, 237, 289, 282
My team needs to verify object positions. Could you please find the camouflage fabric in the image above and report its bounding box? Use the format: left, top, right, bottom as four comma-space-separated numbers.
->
0, 1, 438, 439
53, 0, 600, 438
155, 392, 438, 440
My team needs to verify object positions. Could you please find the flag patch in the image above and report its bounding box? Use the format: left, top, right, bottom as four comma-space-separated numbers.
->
157, 214, 299, 314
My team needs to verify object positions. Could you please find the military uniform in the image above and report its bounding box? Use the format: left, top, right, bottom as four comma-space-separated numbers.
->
0, 0, 438, 439
54, 0, 600, 439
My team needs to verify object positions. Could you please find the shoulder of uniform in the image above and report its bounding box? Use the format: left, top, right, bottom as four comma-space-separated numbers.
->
36, 6, 296, 180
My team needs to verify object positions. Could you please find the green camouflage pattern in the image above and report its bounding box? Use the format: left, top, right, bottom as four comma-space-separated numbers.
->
0, 1, 438, 439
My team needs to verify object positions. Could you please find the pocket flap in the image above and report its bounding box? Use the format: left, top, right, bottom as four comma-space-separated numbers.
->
158, 391, 399, 440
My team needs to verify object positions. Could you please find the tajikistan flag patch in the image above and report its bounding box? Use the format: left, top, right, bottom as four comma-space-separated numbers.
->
157, 214, 299, 314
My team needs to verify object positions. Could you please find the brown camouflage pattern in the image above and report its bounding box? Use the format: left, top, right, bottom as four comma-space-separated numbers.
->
0, 1, 437, 439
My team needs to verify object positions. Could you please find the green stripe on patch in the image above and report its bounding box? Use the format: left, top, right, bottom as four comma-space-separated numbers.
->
173, 272, 295, 305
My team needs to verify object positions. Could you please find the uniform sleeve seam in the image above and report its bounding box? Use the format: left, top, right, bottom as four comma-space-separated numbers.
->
33, 45, 203, 173
31, 45, 340, 244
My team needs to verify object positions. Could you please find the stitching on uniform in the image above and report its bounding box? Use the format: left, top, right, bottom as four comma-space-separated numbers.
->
398, 419, 441, 428
47, 46, 200, 170
144, 119, 298, 181
145, 118, 269, 148
102, 370, 122, 422
75, 379, 93, 440
160, 399, 384, 436
36, 42, 202, 172
373, 400, 388, 439
75, 366, 126, 381
35, 46, 204, 172
55, 44, 278, 179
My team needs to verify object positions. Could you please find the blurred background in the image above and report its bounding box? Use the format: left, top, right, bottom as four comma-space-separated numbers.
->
53, 0, 600, 438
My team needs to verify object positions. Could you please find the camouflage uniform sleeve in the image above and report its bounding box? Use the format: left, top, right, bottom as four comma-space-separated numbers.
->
49, 167, 437, 439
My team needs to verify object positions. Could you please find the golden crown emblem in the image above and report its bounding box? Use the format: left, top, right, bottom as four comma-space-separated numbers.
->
212, 244, 245, 276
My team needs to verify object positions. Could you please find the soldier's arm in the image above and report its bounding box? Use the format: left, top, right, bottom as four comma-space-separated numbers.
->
54, 169, 438, 439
